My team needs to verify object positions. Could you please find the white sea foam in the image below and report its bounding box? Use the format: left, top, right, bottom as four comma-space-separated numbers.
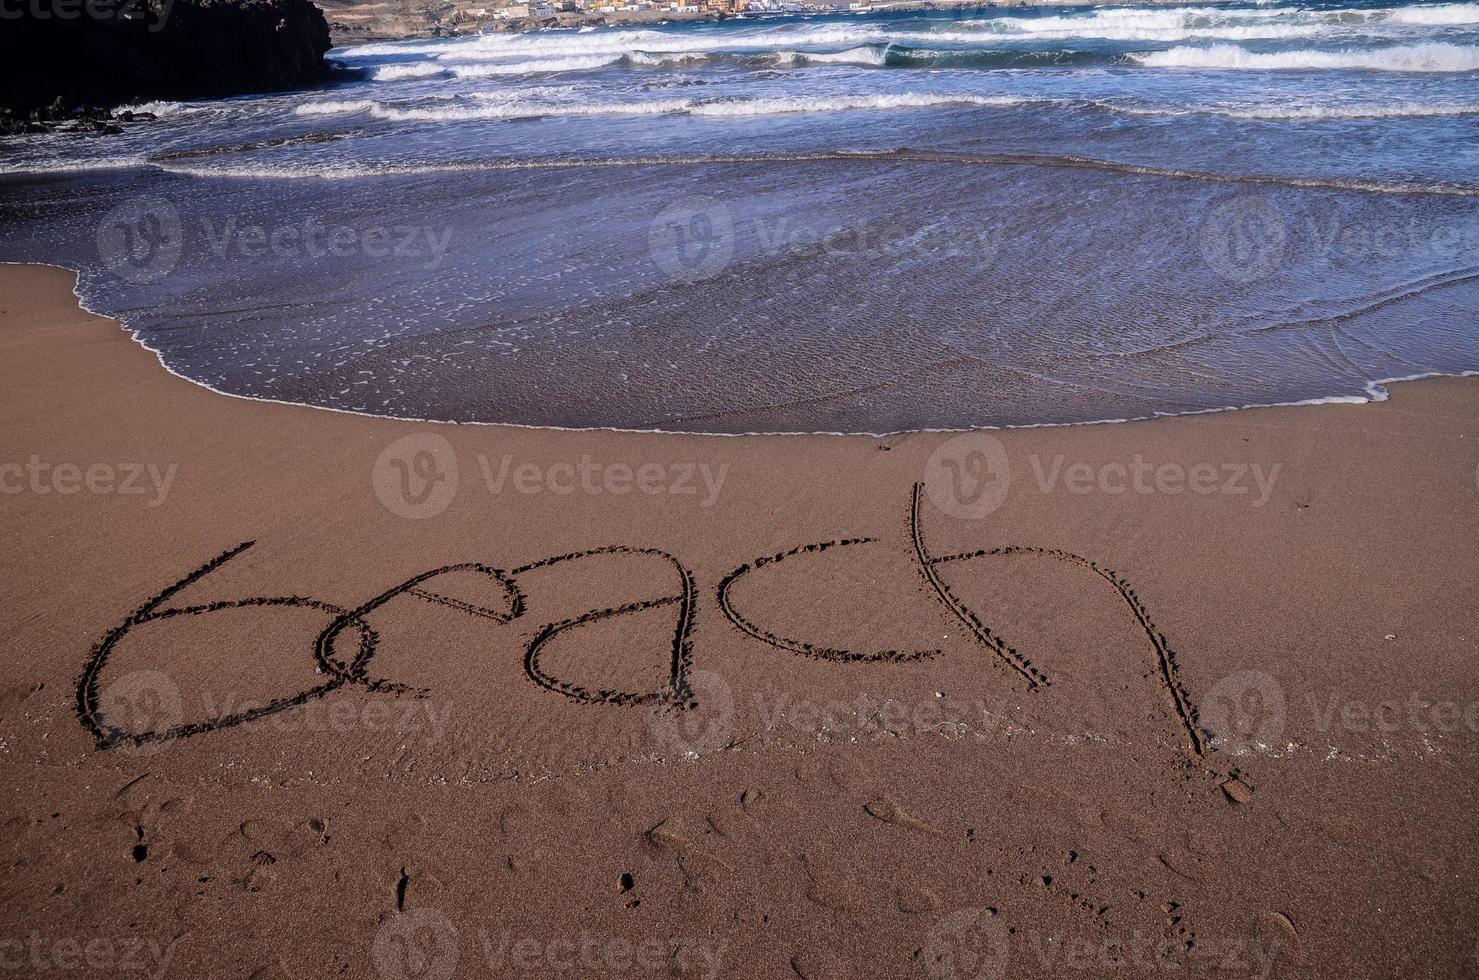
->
372, 62, 447, 81
294, 100, 379, 116
292, 90, 1034, 124
951, 8, 1328, 43
1112, 98, 1479, 119
449, 54, 621, 76
1382, 2, 1479, 25
688, 92, 1031, 115
1132, 41, 1479, 71
369, 98, 694, 122
626, 50, 711, 65
774, 44, 890, 66
469, 85, 577, 101
427, 23, 886, 61
121, 100, 188, 117
1217, 100, 1479, 118
0, 156, 150, 175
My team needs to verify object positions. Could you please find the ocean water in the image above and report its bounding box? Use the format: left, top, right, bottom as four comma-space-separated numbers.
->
1, 0, 1476, 432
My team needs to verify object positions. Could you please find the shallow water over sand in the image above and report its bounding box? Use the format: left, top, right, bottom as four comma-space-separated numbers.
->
1, 1, 1476, 431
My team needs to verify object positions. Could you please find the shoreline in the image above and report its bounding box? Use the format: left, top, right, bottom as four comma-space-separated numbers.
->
2, 262, 1477, 978
9, 257, 1478, 439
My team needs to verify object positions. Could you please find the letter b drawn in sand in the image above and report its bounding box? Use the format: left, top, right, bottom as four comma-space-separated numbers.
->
922, 908, 1010, 980
649, 195, 735, 283
1201, 670, 1285, 754
96, 196, 184, 284
1199, 194, 1287, 284
924, 433, 1011, 520
373, 908, 459, 980
373, 433, 459, 519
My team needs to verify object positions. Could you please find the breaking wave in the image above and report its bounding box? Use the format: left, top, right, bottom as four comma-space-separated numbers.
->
1132, 41, 1479, 71
371, 62, 448, 81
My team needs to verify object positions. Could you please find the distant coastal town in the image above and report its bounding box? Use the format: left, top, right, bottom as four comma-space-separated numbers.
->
483, 0, 995, 21
319, 0, 1038, 43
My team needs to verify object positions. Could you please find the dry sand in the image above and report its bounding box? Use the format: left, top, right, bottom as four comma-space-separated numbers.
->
1, 263, 1476, 979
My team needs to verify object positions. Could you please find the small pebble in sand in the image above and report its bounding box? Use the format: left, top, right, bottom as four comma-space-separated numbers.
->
1220, 777, 1253, 804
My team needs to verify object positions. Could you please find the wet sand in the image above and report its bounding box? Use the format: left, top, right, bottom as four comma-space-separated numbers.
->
1, 262, 1476, 979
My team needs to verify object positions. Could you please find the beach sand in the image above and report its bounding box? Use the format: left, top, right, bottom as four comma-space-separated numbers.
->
1, 262, 1476, 979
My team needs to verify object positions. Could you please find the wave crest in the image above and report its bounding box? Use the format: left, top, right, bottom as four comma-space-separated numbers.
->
1132, 41, 1479, 71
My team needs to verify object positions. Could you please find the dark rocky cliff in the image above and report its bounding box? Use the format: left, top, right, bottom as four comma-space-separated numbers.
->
1, 0, 333, 126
